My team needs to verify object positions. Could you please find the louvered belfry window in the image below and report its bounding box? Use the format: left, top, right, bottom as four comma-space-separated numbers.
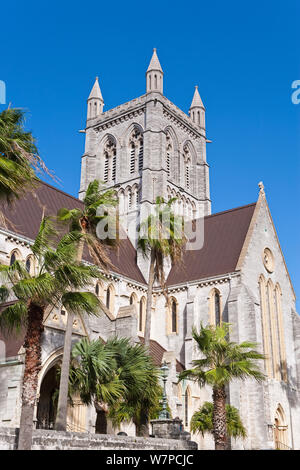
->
129, 128, 143, 175
103, 137, 117, 183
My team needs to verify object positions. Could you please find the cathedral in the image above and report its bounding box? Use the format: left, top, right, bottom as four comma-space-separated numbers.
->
0, 49, 299, 450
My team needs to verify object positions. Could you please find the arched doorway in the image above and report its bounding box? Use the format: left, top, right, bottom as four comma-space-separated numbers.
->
36, 360, 87, 433
274, 405, 289, 449
36, 364, 60, 429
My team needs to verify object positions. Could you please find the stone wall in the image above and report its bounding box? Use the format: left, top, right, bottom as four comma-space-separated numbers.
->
0, 427, 197, 451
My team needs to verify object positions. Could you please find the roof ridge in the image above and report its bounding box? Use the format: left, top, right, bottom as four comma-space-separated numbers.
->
205, 202, 256, 219
36, 179, 82, 205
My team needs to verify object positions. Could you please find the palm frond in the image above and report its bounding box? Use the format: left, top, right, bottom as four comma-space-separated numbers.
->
61, 291, 101, 316
0, 301, 28, 334
0, 285, 10, 302
31, 216, 58, 258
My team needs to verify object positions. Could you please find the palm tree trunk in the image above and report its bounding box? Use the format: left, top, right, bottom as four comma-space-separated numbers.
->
54, 310, 74, 431
95, 402, 108, 434
134, 411, 149, 437
144, 249, 155, 348
212, 386, 227, 450
18, 302, 44, 450
55, 227, 85, 431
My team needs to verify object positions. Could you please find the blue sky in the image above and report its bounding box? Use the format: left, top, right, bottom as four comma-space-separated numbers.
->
1, 1, 299, 305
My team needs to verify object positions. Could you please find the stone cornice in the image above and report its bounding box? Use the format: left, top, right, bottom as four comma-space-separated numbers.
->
85, 93, 208, 141
161, 272, 240, 293
1, 229, 33, 248
161, 96, 206, 140
86, 95, 147, 132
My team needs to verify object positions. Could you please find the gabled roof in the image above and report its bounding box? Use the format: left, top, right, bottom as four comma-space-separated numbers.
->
167, 203, 257, 286
139, 336, 184, 373
0, 181, 146, 284
0, 180, 257, 287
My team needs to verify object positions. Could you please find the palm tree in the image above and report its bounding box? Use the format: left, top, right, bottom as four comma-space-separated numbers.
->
0, 108, 52, 203
179, 323, 265, 450
138, 197, 185, 347
69, 338, 124, 433
105, 337, 162, 437
0, 217, 102, 449
55, 179, 118, 431
190, 401, 247, 442
70, 337, 161, 436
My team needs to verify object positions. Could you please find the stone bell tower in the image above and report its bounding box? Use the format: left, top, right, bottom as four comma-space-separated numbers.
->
79, 49, 211, 277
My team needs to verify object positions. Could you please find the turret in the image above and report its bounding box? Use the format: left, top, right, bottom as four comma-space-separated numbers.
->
189, 86, 205, 128
146, 48, 164, 94
87, 76, 104, 119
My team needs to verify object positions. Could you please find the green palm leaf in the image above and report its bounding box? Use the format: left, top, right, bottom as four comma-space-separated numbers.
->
61, 291, 101, 316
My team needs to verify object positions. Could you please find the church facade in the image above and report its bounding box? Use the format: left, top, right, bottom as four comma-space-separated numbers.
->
0, 50, 299, 450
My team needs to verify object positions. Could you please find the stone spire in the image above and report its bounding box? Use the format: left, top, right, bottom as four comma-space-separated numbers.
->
189, 86, 205, 128
87, 77, 104, 119
146, 48, 164, 94
258, 181, 265, 196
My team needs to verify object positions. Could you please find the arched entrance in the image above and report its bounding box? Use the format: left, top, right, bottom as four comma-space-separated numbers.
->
36, 364, 59, 429
274, 405, 289, 449
36, 357, 87, 433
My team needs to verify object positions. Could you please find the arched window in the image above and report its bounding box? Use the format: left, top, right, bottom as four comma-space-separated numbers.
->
215, 292, 221, 326
131, 185, 139, 210
166, 133, 173, 178
103, 137, 117, 183
274, 405, 288, 449
259, 275, 272, 377
135, 187, 139, 207
25, 255, 34, 275
267, 279, 280, 379
10, 250, 20, 266
171, 299, 177, 333
128, 188, 132, 210
209, 289, 222, 326
259, 276, 287, 381
138, 141, 143, 172
167, 297, 178, 335
106, 284, 115, 313
130, 143, 135, 174
106, 287, 110, 309
275, 284, 287, 381
139, 296, 146, 333
130, 292, 137, 307
183, 145, 191, 191
26, 257, 31, 273
129, 128, 143, 175
104, 154, 109, 182
112, 154, 116, 181
95, 281, 103, 299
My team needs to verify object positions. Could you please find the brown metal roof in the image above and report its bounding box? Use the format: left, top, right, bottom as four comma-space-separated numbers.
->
0, 181, 256, 293
167, 203, 256, 286
139, 336, 184, 373
0, 181, 146, 284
